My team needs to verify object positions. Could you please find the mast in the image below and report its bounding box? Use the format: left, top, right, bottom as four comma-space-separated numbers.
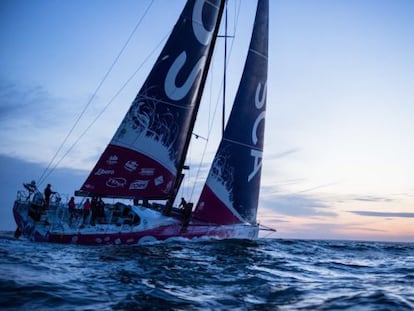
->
222, 4, 228, 135
164, 0, 226, 214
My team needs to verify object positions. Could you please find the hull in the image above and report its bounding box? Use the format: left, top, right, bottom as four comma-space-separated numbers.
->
13, 199, 258, 246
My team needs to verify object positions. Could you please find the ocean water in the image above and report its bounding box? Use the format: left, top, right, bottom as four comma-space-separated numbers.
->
0, 233, 413, 310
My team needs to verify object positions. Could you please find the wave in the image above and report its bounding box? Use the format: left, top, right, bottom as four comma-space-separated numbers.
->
0, 235, 413, 310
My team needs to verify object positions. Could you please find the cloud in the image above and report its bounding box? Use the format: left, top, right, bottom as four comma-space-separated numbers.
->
0, 81, 20, 118
261, 189, 337, 217
349, 211, 414, 218
0, 79, 105, 168
0, 79, 71, 163
298, 181, 343, 193
344, 226, 387, 233
0, 80, 59, 126
266, 148, 300, 160
259, 216, 290, 223
352, 195, 393, 203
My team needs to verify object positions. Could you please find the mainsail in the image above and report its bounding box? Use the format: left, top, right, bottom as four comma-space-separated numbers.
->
193, 0, 268, 225
79, 0, 225, 199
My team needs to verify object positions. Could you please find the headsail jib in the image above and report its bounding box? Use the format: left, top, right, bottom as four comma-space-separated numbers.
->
193, 0, 269, 225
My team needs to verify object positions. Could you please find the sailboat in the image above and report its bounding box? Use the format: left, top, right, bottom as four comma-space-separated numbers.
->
13, 0, 269, 245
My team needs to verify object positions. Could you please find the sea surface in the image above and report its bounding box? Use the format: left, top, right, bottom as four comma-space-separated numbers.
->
0, 232, 413, 310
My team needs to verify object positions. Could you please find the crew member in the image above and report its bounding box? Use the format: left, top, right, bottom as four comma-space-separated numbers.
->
44, 184, 56, 209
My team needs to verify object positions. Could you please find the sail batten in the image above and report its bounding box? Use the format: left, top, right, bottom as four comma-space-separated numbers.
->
135, 95, 195, 110
249, 49, 268, 59
222, 137, 263, 150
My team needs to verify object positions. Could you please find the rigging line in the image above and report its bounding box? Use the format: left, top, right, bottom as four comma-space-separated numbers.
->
259, 224, 277, 232
38, 0, 154, 186
186, 140, 192, 200
207, 0, 241, 133
208, 47, 214, 135
40, 31, 170, 184
190, 2, 241, 200
189, 0, 242, 200
222, 2, 227, 136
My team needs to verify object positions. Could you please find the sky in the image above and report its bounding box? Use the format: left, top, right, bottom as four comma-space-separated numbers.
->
1, 0, 413, 242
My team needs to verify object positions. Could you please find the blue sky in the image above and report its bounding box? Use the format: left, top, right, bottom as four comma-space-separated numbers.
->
1, 0, 413, 241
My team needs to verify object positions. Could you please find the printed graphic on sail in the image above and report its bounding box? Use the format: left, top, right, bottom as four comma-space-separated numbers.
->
194, 0, 268, 224
80, 0, 225, 198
